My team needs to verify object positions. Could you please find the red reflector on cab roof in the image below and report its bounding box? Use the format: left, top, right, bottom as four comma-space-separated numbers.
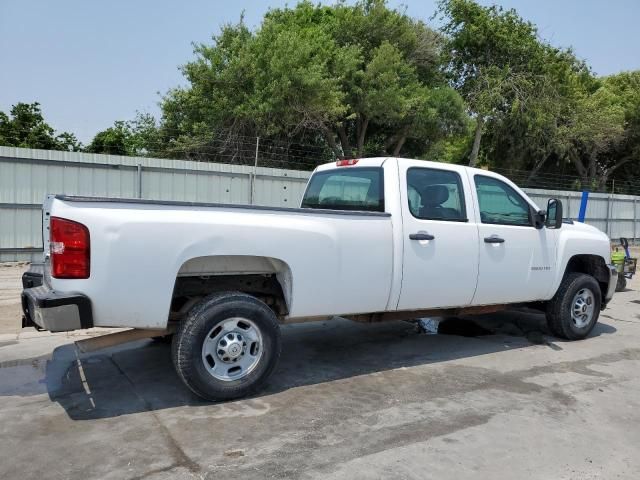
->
336, 158, 359, 166
50, 217, 90, 279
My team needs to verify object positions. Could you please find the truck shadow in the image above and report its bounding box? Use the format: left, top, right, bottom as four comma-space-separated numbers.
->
44, 312, 616, 420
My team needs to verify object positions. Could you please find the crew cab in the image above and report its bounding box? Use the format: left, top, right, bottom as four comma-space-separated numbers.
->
21, 157, 618, 400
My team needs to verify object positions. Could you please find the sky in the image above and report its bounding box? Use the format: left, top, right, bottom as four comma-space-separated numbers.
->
1, 0, 639, 144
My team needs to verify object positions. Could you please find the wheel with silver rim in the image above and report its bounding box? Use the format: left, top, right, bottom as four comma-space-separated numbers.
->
570, 288, 595, 328
546, 272, 601, 340
201, 317, 263, 381
172, 292, 281, 401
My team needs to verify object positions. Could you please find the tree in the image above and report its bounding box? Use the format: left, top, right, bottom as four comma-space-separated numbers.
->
606, 71, 640, 189
0, 102, 81, 151
438, 0, 560, 167
556, 71, 640, 188
86, 113, 160, 156
159, 0, 467, 165
86, 121, 131, 155
482, 48, 595, 179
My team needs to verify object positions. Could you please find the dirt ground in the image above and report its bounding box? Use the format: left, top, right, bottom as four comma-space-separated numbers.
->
1, 262, 640, 479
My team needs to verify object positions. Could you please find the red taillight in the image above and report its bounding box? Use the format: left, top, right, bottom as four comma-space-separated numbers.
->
50, 217, 90, 279
336, 158, 359, 166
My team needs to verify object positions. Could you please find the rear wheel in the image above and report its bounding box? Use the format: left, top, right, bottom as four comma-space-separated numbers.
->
546, 273, 601, 340
172, 292, 281, 401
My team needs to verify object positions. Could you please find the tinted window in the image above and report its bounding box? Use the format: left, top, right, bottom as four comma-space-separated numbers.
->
406, 168, 466, 221
474, 175, 531, 226
301, 168, 384, 212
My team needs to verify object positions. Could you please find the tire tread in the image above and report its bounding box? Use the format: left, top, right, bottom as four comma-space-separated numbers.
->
546, 273, 600, 340
172, 291, 281, 401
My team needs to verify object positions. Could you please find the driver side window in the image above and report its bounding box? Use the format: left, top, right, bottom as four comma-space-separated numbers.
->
474, 175, 531, 226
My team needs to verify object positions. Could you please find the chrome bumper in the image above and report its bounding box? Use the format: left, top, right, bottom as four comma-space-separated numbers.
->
21, 265, 93, 332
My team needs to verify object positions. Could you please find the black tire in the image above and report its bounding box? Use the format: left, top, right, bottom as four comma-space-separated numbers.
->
172, 291, 281, 401
546, 273, 601, 340
616, 275, 627, 292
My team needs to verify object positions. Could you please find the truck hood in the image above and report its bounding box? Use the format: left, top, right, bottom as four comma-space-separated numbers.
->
563, 220, 610, 242
560, 222, 611, 251
558, 220, 612, 270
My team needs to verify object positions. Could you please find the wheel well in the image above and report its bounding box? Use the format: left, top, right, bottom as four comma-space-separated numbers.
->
171, 255, 292, 320
171, 274, 288, 317
563, 254, 609, 298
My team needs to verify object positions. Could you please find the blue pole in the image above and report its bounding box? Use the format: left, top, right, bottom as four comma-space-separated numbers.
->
578, 191, 589, 223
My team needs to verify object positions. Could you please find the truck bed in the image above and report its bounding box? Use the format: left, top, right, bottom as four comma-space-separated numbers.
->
54, 195, 391, 217
41, 194, 395, 329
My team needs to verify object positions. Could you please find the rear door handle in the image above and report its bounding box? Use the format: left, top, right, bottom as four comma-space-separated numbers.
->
484, 235, 505, 244
409, 232, 435, 241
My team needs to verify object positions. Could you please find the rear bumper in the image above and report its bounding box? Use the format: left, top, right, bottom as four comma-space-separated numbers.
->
21, 265, 93, 332
604, 264, 618, 306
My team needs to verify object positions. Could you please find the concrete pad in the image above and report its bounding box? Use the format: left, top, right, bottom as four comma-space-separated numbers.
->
1, 264, 640, 479
0, 263, 28, 335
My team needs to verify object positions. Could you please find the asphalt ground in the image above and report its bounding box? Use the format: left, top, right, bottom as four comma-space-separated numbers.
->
1, 262, 639, 479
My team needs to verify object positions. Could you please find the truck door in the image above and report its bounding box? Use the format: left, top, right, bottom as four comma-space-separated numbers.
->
396, 162, 479, 310
469, 173, 556, 305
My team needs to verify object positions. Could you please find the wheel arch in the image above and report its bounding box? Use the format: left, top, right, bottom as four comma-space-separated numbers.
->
171, 255, 293, 318
560, 254, 610, 300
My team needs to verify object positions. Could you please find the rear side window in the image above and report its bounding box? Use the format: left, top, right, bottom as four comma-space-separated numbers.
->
407, 168, 466, 221
301, 168, 384, 212
474, 175, 531, 226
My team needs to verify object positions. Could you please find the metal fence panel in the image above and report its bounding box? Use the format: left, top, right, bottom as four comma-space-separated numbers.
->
1, 146, 638, 262
253, 174, 309, 207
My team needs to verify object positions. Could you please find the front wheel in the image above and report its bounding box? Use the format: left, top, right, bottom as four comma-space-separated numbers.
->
172, 292, 281, 401
546, 273, 601, 340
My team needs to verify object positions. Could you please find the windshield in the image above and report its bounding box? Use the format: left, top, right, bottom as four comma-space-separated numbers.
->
301, 167, 385, 212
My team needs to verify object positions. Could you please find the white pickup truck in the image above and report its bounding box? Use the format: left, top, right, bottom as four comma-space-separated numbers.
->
21, 157, 617, 400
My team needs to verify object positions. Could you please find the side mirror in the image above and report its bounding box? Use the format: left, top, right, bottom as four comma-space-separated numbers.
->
545, 198, 563, 229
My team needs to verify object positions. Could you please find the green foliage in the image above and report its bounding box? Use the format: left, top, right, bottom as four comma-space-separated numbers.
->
422, 116, 474, 163
159, 0, 467, 163
606, 71, 640, 165
86, 121, 131, 155
438, 0, 571, 166
0, 102, 81, 151
482, 47, 592, 173
86, 113, 160, 156
555, 71, 640, 187
2, 1, 638, 189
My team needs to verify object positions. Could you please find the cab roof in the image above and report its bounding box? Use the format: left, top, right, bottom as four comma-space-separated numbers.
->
313, 157, 541, 210
316, 157, 488, 174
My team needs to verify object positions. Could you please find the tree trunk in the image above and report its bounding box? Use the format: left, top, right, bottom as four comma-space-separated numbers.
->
385, 125, 409, 156
392, 136, 407, 156
598, 173, 610, 191
321, 130, 343, 158
587, 156, 598, 189
606, 155, 634, 177
588, 157, 597, 181
337, 126, 352, 158
356, 116, 369, 157
568, 151, 589, 188
468, 117, 484, 167
383, 134, 398, 153
526, 155, 549, 182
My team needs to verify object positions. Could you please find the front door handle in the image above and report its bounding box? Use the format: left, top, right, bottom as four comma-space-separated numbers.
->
409, 232, 435, 241
484, 235, 505, 244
